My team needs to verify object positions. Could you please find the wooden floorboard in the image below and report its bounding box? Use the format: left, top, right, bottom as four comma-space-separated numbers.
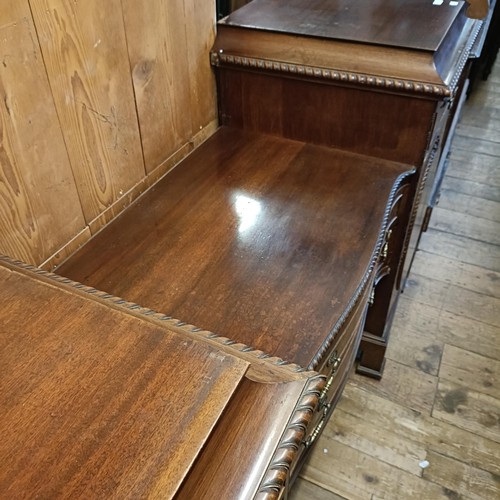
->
296, 58, 500, 499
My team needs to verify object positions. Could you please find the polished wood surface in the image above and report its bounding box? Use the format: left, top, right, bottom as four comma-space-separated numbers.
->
177, 376, 320, 499
217, 69, 436, 165
293, 59, 500, 500
223, 0, 464, 51
0, 0, 217, 269
59, 127, 410, 369
0, 262, 250, 498
212, 0, 484, 378
0, 254, 311, 385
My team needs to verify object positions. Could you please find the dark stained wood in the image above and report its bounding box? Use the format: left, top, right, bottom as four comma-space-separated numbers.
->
218, 69, 436, 165
211, 1, 484, 378
222, 0, 464, 51
0, 263, 250, 498
299, 55, 500, 499
58, 127, 410, 369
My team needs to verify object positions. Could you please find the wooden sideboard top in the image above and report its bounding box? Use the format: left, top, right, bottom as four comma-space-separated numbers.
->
0, 261, 249, 498
213, 0, 482, 97
58, 127, 411, 369
0, 258, 325, 499
221, 0, 465, 51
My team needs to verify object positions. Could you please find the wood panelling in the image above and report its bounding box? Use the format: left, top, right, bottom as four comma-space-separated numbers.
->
122, 1, 193, 172
0, 1, 218, 266
28, 0, 146, 225
121, 0, 217, 173
184, 0, 218, 135
0, 1, 88, 265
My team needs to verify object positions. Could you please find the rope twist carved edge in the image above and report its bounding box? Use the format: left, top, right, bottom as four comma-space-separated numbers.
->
308, 168, 416, 370
255, 375, 326, 499
0, 256, 308, 376
212, 52, 452, 97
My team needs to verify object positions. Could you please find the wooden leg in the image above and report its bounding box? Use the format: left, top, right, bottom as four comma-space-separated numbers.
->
356, 333, 388, 379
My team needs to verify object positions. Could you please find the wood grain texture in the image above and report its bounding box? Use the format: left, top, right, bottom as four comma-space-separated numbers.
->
391, 296, 500, 362
58, 127, 410, 369
290, 479, 346, 500
405, 273, 500, 328
433, 379, 500, 444
429, 206, 500, 245
442, 176, 500, 203
322, 407, 428, 475
329, 383, 500, 476
0, 254, 312, 384
302, 439, 455, 500
439, 345, 500, 400
184, 0, 218, 133
222, 0, 465, 51
423, 451, 500, 500
214, 2, 481, 98
0, 1, 87, 265
419, 229, 500, 272
0, 263, 249, 498
121, 0, 193, 172
437, 188, 500, 223
218, 68, 436, 165
297, 53, 500, 500
28, 0, 145, 224
353, 359, 438, 415
177, 376, 317, 500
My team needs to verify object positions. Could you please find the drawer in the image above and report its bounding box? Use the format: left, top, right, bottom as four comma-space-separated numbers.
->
303, 281, 372, 445
303, 314, 365, 449
316, 279, 373, 376
318, 308, 366, 412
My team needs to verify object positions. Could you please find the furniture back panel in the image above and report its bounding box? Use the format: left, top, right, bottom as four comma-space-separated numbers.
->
218, 68, 437, 165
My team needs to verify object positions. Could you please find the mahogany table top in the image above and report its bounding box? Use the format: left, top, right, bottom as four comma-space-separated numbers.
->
59, 127, 411, 369
221, 0, 465, 51
0, 262, 248, 498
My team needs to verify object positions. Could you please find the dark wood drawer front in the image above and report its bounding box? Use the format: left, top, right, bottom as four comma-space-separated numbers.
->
304, 281, 372, 440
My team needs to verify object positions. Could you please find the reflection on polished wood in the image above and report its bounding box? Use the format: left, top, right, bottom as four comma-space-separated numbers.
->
58, 127, 410, 370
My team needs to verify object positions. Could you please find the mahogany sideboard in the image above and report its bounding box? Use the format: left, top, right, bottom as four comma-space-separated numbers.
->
2, 123, 411, 498
1, 125, 408, 498
0, 2, 493, 498
53, 126, 409, 496
211, 0, 486, 377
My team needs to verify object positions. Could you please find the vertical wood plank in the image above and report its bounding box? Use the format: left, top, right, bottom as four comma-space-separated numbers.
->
121, 0, 194, 173
184, 0, 218, 134
28, 0, 146, 225
0, 1, 88, 265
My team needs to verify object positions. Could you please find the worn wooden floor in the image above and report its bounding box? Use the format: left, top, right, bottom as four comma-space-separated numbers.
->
292, 63, 500, 499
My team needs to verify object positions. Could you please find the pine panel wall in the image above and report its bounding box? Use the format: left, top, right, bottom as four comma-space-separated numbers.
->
0, 0, 217, 268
